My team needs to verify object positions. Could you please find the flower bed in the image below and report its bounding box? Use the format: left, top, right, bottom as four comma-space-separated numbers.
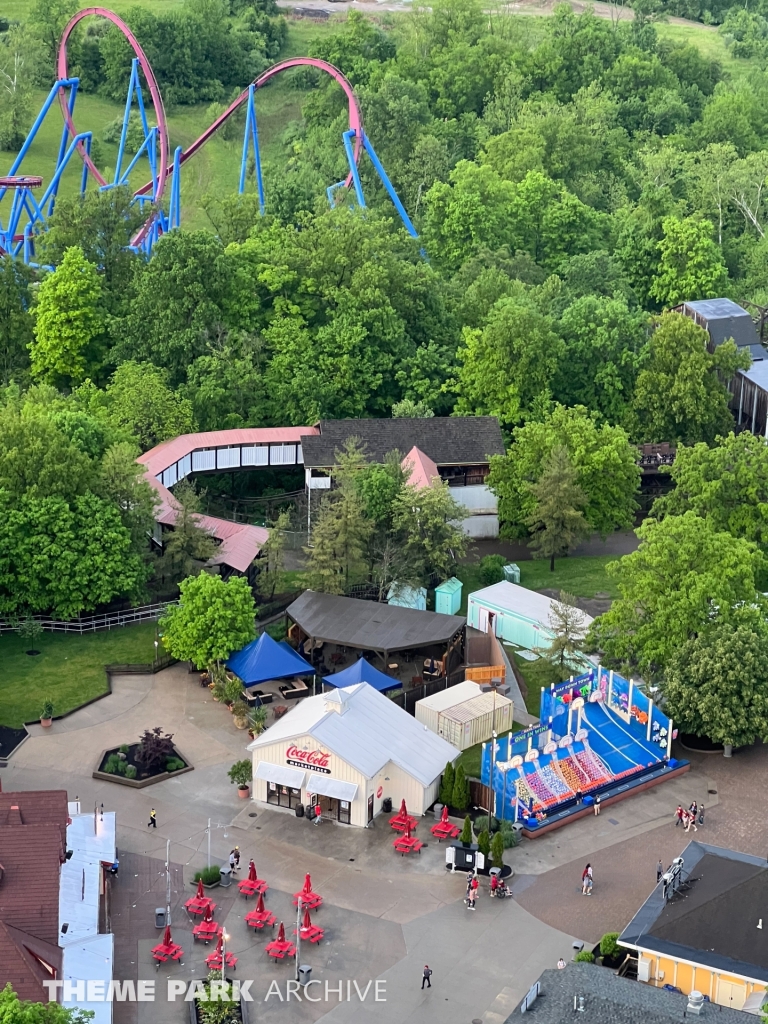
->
93, 729, 193, 788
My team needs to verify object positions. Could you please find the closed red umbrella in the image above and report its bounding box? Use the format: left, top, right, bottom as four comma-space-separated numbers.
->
202, 903, 213, 924
195, 879, 205, 899
440, 805, 449, 823
255, 892, 266, 914
302, 873, 312, 895
399, 799, 407, 817
302, 906, 312, 930
247, 860, 258, 882
162, 924, 172, 946
276, 921, 287, 943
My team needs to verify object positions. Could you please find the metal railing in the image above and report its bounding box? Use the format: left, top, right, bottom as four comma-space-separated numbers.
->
0, 602, 175, 635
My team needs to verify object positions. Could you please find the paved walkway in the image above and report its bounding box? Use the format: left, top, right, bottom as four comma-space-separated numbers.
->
6, 660, 766, 1023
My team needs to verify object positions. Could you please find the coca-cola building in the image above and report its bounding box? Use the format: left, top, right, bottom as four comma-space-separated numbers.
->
248, 684, 460, 826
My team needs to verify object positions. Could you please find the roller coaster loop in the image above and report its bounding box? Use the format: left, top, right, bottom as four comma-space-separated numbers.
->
0, 6, 417, 263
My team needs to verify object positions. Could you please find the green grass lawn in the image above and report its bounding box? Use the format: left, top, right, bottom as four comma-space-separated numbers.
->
456, 553, 618, 614
0, 623, 157, 728
456, 728, 527, 779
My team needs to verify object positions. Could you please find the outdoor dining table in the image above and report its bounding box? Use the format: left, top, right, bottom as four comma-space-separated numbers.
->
238, 860, 268, 898
151, 926, 184, 966
205, 934, 238, 972
293, 873, 323, 910
185, 879, 216, 917
389, 798, 418, 833
244, 892, 276, 930
393, 825, 423, 856
265, 922, 296, 961
295, 906, 324, 944
431, 805, 461, 841
192, 904, 220, 943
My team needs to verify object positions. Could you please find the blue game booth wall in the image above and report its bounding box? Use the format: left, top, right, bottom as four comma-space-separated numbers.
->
480, 668, 681, 829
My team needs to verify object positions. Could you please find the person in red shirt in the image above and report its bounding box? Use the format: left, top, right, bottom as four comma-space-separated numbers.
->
314, 803, 322, 825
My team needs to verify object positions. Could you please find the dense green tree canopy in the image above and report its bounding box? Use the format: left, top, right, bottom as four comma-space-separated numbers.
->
160, 573, 257, 668
487, 405, 640, 539
663, 623, 768, 749
587, 512, 763, 678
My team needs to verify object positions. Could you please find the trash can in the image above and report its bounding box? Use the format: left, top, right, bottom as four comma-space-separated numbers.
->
434, 803, 444, 821
305, 803, 314, 820
155, 907, 166, 928
382, 797, 392, 813
295, 803, 304, 818
298, 965, 312, 986
219, 866, 232, 888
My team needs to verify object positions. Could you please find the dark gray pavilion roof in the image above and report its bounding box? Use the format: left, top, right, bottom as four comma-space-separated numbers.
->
682, 299, 760, 348
620, 841, 768, 983
508, 963, 748, 1023
301, 416, 505, 468
287, 591, 465, 653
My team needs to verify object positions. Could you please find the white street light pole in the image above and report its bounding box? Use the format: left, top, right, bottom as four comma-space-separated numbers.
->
295, 896, 302, 982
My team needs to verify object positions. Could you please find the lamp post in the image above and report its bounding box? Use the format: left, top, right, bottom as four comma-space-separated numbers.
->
222, 930, 229, 980
295, 896, 302, 982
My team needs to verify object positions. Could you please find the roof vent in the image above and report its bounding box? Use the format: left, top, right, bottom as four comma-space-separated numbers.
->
687, 990, 705, 1016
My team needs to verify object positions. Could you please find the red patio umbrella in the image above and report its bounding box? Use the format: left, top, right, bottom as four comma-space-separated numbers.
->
202, 903, 213, 923
302, 906, 312, 930
439, 805, 449, 824
398, 799, 408, 817
301, 873, 313, 895
247, 860, 257, 882
195, 879, 205, 899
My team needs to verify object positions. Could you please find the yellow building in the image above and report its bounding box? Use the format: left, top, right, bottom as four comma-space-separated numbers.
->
619, 842, 768, 1013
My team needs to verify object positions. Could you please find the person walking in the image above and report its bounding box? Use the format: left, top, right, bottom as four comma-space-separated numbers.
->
575, 789, 583, 806
685, 810, 698, 833
656, 859, 664, 883
148, 808, 157, 829
698, 804, 705, 825
689, 800, 698, 819
466, 872, 474, 902
314, 803, 322, 826
557, 958, 566, 969
675, 805, 684, 827
421, 965, 432, 989
581, 863, 592, 895
229, 850, 236, 872
594, 795, 601, 816
233, 847, 241, 871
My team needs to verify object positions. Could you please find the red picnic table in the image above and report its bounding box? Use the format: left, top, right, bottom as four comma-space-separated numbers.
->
293, 873, 323, 911
151, 925, 184, 967
192, 904, 221, 944
393, 823, 424, 856
265, 922, 296, 961
238, 859, 268, 898
205, 933, 238, 971
244, 892, 276, 931
431, 805, 461, 841
389, 799, 418, 833
185, 879, 216, 917
295, 906, 324, 944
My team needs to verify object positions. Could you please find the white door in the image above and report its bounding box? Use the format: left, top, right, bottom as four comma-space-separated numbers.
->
717, 979, 747, 1010
479, 607, 489, 632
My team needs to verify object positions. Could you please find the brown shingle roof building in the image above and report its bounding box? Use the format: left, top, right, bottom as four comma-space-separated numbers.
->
0, 791, 68, 1001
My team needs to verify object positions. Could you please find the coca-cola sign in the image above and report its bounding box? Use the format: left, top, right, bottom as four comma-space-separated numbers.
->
286, 745, 331, 774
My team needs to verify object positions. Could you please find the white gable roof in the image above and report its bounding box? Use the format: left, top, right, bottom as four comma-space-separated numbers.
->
468, 581, 593, 630
415, 680, 484, 712
249, 684, 459, 786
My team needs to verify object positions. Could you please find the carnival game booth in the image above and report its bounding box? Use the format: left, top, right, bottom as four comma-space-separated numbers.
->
480, 668, 689, 837
248, 684, 460, 826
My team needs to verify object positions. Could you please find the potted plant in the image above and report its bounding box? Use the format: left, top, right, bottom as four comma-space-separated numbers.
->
40, 699, 54, 728
247, 706, 268, 739
224, 675, 243, 708
231, 702, 248, 730
228, 759, 252, 799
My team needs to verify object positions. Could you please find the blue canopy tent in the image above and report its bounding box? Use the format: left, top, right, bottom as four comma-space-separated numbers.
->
323, 657, 402, 694
226, 632, 314, 687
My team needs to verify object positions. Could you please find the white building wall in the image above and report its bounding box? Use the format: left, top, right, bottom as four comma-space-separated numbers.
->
252, 736, 442, 825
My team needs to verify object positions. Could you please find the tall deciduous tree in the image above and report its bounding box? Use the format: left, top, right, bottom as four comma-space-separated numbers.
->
0, 981, 94, 1023
652, 431, 768, 549
525, 446, 589, 571
487, 404, 639, 540
649, 216, 728, 308
0, 491, 147, 618
630, 313, 749, 445
392, 480, 467, 581
255, 509, 291, 602
452, 298, 562, 430
29, 247, 103, 387
0, 256, 33, 385
663, 624, 768, 753
544, 591, 589, 669
160, 573, 257, 669
587, 512, 762, 679
105, 361, 195, 452
0, 27, 43, 151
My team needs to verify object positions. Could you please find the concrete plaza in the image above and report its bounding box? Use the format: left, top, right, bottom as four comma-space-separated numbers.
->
3, 662, 762, 1023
